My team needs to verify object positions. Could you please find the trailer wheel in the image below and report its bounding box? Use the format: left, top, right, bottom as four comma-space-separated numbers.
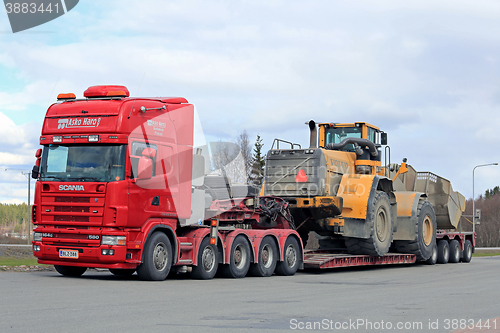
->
137, 232, 172, 281
461, 240, 473, 263
221, 235, 251, 278
437, 239, 449, 264
394, 200, 436, 261
345, 191, 393, 256
54, 265, 87, 277
191, 237, 219, 280
249, 236, 278, 277
109, 269, 135, 276
275, 236, 300, 276
449, 239, 460, 263
425, 244, 438, 265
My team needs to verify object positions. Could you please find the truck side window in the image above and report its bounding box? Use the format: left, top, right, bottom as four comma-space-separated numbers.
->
130, 142, 158, 178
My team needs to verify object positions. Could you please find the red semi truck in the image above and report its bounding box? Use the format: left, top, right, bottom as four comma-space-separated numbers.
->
31, 85, 302, 280
31, 85, 474, 280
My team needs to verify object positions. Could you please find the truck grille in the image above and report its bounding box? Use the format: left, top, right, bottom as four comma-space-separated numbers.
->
41, 192, 105, 226
54, 216, 90, 222
55, 196, 91, 203
54, 206, 90, 213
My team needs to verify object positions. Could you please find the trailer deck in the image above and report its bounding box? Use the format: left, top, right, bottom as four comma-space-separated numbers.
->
303, 250, 416, 269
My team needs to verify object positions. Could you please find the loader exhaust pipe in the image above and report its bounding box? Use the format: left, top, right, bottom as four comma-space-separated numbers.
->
308, 120, 317, 148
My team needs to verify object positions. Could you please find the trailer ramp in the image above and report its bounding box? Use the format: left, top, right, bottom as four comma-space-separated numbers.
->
303, 251, 416, 269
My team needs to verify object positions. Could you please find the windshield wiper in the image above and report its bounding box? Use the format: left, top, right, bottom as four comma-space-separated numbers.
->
41, 175, 65, 181
67, 177, 101, 182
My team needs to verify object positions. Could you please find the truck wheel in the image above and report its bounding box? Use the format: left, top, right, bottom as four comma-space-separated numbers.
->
461, 240, 473, 263
394, 200, 437, 261
345, 191, 393, 256
425, 244, 438, 265
275, 236, 300, 276
191, 237, 219, 280
221, 235, 251, 278
109, 269, 135, 276
437, 239, 449, 264
449, 239, 460, 263
249, 236, 278, 277
137, 232, 172, 281
54, 265, 87, 277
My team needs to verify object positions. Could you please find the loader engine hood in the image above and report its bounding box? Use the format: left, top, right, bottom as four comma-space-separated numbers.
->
265, 149, 327, 197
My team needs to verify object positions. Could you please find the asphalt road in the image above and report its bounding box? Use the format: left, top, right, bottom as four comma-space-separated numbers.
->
1, 257, 499, 333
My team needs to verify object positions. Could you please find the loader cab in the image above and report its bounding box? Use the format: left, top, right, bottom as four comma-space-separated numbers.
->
318, 122, 385, 151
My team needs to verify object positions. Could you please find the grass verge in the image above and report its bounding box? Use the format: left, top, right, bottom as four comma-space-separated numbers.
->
472, 252, 500, 257
0, 257, 39, 266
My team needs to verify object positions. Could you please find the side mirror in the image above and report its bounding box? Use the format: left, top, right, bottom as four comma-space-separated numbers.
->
32, 165, 39, 179
381, 133, 388, 145
137, 156, 153, 179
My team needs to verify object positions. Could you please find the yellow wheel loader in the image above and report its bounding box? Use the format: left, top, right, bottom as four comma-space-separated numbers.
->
264, 121, 465, 261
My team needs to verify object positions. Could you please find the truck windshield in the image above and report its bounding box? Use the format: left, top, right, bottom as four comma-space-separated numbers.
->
39, 144, 126, 182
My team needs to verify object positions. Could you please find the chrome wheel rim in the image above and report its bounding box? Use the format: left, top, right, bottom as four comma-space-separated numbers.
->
284, 244, 297, 268
261, 244, 273, 269
202, 246, 216, 272
233, 244, 247, 269
153, 242, 168, 271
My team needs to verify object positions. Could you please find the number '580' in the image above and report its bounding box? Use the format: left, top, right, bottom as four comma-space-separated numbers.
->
5, 3, 60, 14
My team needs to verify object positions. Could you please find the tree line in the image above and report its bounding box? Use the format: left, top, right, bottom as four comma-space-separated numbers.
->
210, 130, 266, 186
461, 187, 500, 247
0, 203, 32, 243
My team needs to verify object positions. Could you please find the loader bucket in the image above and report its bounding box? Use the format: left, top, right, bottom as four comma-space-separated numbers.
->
414, 172, 466, 229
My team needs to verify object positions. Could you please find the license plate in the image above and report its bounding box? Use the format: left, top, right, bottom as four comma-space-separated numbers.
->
59, 249, 79, 259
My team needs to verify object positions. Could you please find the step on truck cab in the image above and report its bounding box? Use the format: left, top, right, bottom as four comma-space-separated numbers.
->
31, 85, 302, 280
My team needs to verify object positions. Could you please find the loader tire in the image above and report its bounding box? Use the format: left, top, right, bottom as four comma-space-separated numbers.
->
394, 200, 437, 261
345, 191, 394, 256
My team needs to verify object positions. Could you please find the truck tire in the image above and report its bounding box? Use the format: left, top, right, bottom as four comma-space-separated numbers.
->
461, 240, 473, 263
191, 237, 219, 280
437, 239, 449, 264
54, 265, 87, 277
109, 269, 135, 276
221, 235, 251, 278
394, 200, 437, 261
345, 191, 393, 256
249, 236, 278, 277
425, 244, 438, 265
449, 239, 460, 263
275, 236, 300, 276
137, 232, 172, 281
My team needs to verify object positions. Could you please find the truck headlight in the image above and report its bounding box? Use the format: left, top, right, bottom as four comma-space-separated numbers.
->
33, 232, 42, 241
101, 236, 126, 246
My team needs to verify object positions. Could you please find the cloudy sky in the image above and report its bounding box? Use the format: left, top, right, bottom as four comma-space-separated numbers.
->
1, 0, 500, 204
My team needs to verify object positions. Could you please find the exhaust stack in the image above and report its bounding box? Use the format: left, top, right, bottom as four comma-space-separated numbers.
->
308, 120, 317, 148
